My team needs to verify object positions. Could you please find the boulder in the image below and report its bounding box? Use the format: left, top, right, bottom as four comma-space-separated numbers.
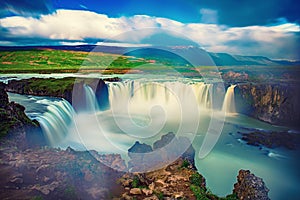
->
233, 169, 270, 200
129, 188, 142, 195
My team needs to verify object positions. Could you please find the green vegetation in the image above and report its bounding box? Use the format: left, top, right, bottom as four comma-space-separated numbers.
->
63, 185, 78, 199
222, 193, 239, 200
131, 175, 140, 188
30, 196, 43, 200
190, 185, 209, 200
190, 173, 204, 188
19, 77, 75, 95
155, 191, 164, 200
0, 49, 149, 73
189, 172, 238, 200
0, 49, 203, 76
179, 159, 190, 169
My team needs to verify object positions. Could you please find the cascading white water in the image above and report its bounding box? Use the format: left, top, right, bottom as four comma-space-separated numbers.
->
36, 100, 75, 145
37, 81, 237, 148
222, 85, 236, 113
83, 84, 99, 112
107, 81, 213, 113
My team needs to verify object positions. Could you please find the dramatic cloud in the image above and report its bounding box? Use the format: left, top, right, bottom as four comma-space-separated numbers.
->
0, 0, 54, 18
0, 9, 299, 59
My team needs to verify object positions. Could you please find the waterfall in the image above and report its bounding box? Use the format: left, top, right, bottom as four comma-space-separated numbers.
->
84, 84, 99, 112
36, 81, 225, 149
36, 100, 76, 145
222, 85, 236, 113
107, 81, 213, 113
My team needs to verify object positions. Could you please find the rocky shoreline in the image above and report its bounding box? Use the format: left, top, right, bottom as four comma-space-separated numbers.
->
238, 130, 300, 150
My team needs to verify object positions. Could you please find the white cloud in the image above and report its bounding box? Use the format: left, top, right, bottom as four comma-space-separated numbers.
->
0, 9, 299, 59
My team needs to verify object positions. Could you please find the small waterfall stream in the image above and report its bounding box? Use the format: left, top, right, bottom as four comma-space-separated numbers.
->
37, 100, 75, 145
222, 85, 236, 113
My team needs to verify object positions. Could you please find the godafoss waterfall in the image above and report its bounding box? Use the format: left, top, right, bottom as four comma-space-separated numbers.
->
7, 78, 300, 200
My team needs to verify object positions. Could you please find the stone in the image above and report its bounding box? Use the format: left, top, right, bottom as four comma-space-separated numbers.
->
36, 164, 50, 173
10, 177, 23, 184
233, 169, 270, 200
142, 188, 153, 195
174, 191, 184, 199
153, 132, 175, 149
129, 188, 142, 195
122, 193, 133, 200
144, 195, 159, 200
149, 182, 155, 191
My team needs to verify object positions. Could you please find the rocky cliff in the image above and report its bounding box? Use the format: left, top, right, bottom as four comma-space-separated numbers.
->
5, 77, 118, 111
235, 83, 300, 127
0, 82, 44, 147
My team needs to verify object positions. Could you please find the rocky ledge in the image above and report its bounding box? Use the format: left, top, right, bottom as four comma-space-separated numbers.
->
238, 130, 300, 150
0, 82, 44, 147
235, 83, 300, 127
5, 77, 121, 111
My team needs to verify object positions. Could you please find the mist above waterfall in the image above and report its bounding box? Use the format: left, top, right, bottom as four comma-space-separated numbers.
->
35, 80, 240, 157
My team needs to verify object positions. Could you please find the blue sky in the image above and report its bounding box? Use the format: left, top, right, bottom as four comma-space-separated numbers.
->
0, 0, 299, 59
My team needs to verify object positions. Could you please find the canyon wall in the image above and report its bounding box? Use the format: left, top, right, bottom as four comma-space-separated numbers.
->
235, 83, 300, 127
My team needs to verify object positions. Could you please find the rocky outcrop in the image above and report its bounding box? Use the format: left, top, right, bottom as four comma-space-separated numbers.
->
127, 132, 196, 172
233, 170, 270, 200
6, 77, 74, 102
235, 83, 300, 127
0, 82, 44, 148
118, 158, 205, 200
239, 130, 300, 150
5, 77, 120, 111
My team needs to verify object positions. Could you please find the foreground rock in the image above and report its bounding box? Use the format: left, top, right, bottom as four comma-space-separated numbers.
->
239, 130, 300, 150
119, 158, 205, 200
0, 82, 44, 147
128, 132, 196, 172
234, 170, 270, 200
0, 146, 126, 200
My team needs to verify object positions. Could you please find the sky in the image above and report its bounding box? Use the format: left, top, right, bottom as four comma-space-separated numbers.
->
0, 0, 299, 59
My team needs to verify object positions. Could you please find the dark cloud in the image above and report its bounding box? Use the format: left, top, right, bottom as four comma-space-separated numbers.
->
198, 0, 300, 26
0, 0, 54, 18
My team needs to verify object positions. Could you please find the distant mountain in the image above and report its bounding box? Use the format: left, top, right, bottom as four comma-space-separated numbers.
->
208, 52, 300, 66
0, 45, 299, 66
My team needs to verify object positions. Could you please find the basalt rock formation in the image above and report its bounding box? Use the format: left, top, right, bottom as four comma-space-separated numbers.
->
5, 77, 117, 111
127, 132, 196, 172
233, 170, 270, 200
0, 82, 44, 148
235, 83, 300, 127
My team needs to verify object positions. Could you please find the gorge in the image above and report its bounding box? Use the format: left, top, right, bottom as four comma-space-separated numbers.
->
1, 75, 299, 199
